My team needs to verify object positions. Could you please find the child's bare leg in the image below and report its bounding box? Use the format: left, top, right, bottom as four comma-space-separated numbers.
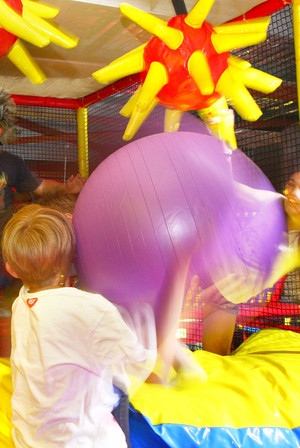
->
202, 304, 237, 355
188, 274, 240, 356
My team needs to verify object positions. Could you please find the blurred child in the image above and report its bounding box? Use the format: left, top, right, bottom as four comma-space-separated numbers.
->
2, 204, 155, 448
282, 171, 300, 302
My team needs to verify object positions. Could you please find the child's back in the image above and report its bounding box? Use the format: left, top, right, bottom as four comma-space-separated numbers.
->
11, 287, 141, 447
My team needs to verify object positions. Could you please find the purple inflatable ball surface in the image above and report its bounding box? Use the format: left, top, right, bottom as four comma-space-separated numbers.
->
73, 132, 287, 318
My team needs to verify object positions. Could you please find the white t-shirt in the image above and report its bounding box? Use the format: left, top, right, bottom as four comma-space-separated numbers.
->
10, 286, 154, 447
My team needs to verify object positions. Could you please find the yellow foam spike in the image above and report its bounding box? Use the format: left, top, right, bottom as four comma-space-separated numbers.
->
211, 32, 267, 53
110, 44, 147, 64
22, 0, 59, 18
198, 96, 237, 149
120, 3, 166, 28
164, 109, 183, 132
0, 0, 49, 48
185, 0, 215, 28
120, 3, 183, 50
120, 86, 142, 117
216, 68, 262, 121
213, 17, 271, 34
123, 98, 158, 140
188, 50, 214, 95
136, 61, 168, 111
7, 39, 46, 84
228, 55, 251, 70
229, 66, 282, 94
93, 48, 145, 85
22, 8, 78, 49
155, 24, 183, 50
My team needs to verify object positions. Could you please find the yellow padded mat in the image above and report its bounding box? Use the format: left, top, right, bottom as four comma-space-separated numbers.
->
130, 329, 300, 429
1, 329, 300, 447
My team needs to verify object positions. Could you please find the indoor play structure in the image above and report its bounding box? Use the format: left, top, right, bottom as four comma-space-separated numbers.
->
0, 0, 300, 447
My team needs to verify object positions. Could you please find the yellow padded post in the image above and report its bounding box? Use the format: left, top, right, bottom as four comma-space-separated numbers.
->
77, 107, 89, 179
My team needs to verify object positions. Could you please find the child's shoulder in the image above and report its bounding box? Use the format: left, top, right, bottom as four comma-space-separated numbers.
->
63, 287, 102, 298
62, 287, 115, 309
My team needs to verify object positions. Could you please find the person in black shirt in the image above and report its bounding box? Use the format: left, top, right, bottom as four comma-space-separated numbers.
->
0, 89, 85, 298
0, 150, 85, 211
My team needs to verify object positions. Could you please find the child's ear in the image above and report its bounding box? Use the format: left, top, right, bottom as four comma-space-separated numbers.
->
65, 213, 73, 222
5, 262, 20, 279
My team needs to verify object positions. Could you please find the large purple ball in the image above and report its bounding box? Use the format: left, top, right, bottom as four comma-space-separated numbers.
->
73, 132, 286, 316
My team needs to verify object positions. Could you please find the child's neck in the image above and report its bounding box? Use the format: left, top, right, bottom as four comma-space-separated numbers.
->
28, 276, 70, 293
28, 285, 61, 293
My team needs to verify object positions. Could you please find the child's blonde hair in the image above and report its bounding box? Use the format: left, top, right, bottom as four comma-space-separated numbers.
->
2, 204, 75, 290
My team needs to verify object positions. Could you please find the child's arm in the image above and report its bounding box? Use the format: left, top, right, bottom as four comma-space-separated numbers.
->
91, 302, 157, 394
33, 173, 86, 196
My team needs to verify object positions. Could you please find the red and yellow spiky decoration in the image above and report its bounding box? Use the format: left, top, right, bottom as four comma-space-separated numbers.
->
93, 0, 282, 148
0, 0, 78, 84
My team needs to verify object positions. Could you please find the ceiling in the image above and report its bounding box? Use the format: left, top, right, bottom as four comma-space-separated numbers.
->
0, 0, 268, 99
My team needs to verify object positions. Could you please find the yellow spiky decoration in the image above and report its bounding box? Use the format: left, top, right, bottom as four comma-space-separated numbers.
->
0, 0, 78, 84
92, 0, 282, 148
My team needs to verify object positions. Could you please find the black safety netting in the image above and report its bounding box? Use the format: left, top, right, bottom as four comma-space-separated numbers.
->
4, 105, 78, 182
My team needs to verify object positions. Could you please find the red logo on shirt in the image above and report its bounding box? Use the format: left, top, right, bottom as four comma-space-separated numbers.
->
27, 298, 38, 308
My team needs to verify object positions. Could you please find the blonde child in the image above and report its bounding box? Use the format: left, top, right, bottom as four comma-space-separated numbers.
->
2, 204, 155, 448
36, 191, 132, 446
